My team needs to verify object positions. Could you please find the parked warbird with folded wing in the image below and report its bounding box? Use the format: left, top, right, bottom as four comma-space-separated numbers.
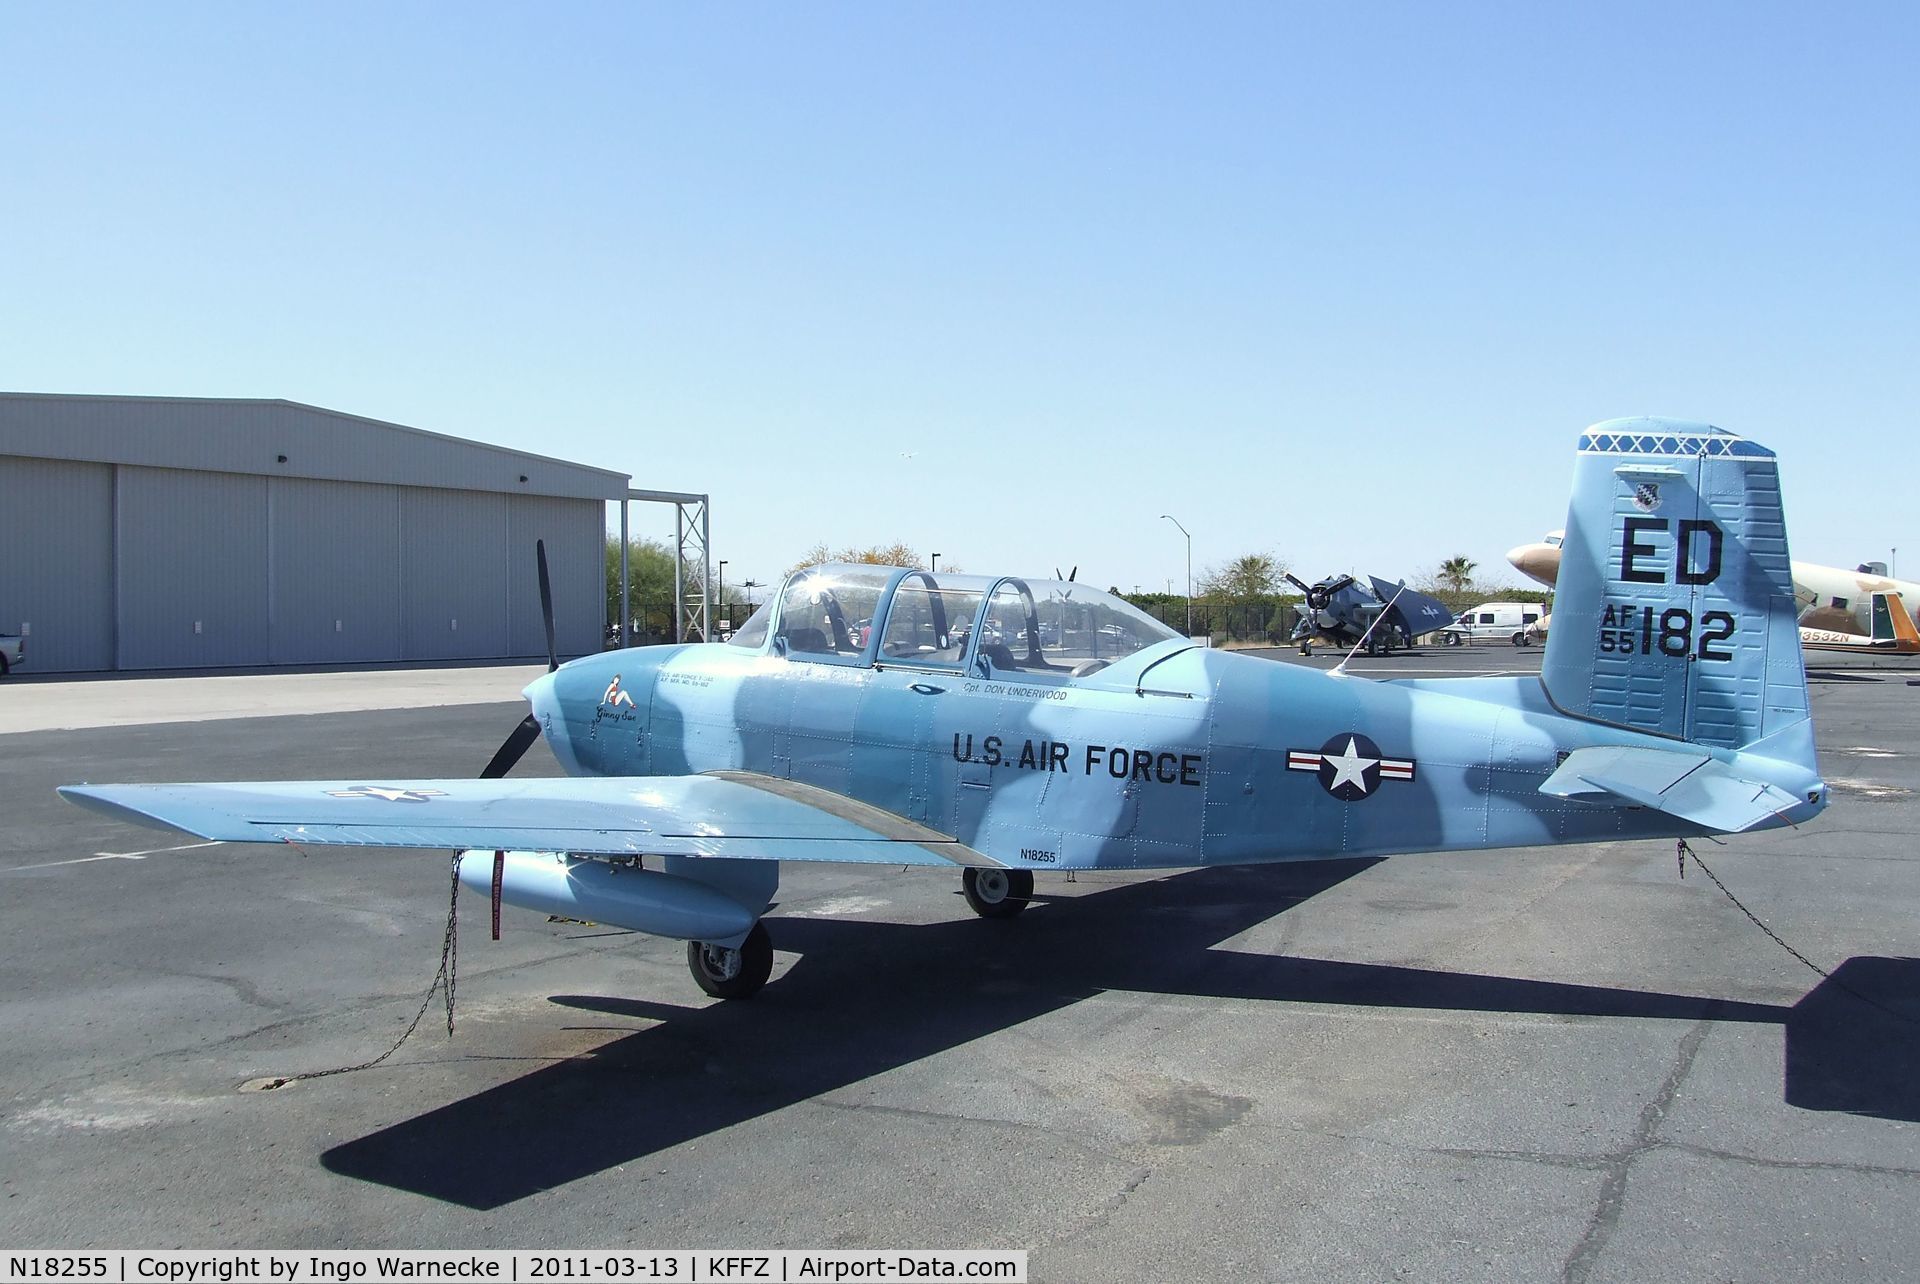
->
63, 419, 1827, 1000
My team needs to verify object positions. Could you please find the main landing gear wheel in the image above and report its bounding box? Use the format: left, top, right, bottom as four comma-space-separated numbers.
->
963, 867, 1034, 919
687, 921, 774, 999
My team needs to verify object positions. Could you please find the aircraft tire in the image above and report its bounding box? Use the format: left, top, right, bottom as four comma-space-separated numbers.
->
1300, 643, 1312, 656
963, 867, 1033, 919
687, 921, 774, 999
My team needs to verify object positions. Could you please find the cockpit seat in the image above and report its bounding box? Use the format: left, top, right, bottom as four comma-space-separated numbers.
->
981, 642, 1019, 672
783, 627, 832, 654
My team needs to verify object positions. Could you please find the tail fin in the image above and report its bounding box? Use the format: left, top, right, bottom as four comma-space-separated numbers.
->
1540, 418, 1810, 754
1873, 591, 1920, 651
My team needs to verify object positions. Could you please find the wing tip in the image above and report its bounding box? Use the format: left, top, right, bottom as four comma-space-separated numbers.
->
58, 784, 209, 838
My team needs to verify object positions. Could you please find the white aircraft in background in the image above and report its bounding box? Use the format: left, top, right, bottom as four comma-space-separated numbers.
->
1508, 532, 1920, 654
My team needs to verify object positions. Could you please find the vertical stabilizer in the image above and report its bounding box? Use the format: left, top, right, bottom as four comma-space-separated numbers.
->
1540, 418, 1810, 753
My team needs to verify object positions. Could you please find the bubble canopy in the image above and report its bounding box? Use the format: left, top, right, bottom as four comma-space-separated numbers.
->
729, 564, 1184, 679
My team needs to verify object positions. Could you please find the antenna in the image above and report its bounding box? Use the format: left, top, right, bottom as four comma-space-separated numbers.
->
1331, 580, 1408, 679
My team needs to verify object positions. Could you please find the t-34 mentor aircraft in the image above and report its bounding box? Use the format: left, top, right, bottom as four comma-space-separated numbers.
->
63, 418, 1829, 1001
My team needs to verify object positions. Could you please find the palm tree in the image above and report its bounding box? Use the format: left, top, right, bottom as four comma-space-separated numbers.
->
1438, 555, 1477, 594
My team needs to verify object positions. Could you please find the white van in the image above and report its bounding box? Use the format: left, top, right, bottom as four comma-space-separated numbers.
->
1441, 602, 1547, 647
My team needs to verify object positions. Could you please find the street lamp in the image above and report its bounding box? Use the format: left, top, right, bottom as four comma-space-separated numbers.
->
930, 552, 941, 573
1160, 514, 1192, 637
743, 580, 763, 610
717, 560, 728, 631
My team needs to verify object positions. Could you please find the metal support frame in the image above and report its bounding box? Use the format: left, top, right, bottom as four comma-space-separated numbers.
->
617, 488, 711, 646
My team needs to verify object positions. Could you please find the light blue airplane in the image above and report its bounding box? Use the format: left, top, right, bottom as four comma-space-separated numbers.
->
62, 419, 1828, 1000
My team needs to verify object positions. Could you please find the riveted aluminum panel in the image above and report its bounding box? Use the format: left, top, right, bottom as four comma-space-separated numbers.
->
269, 476, 404, 664
0, 455, 114, 672
117, 466, 270, 669
401, 486, 509, 659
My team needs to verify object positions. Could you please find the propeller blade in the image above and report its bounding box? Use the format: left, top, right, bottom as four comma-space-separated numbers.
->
1068, 565, 1078, 583
536, 538, 557, 673
1285, 573, 1311, 593
480, 713, 542, 780
1327, 575, 1355, 595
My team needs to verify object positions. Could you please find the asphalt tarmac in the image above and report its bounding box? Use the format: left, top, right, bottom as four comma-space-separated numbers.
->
3, 646, 1917, 1280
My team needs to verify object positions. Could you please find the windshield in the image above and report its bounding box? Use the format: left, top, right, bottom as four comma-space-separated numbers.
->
1012, 579, 1181, 670
727, 598, 774, 648
773, 565, 894, 658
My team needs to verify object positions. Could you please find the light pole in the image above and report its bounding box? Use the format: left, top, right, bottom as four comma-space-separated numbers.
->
1160, 515, 1192, 637
930, 552, 941, 573
717, 560, 728, 633
743, 580, 762, 611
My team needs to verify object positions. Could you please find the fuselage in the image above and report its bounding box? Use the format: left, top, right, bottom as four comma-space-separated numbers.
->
528, 638, 1820, 872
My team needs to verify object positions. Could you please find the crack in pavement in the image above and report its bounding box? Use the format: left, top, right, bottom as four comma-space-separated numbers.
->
1046, 1165, 1156, 1248
1561, 1018, 1711, 1284
1664, 1141, 1920, 1180
809, 1095, 1138, 1168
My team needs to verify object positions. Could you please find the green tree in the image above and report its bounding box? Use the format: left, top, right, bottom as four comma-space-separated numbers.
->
1437, 555, 1478, 594
1198, 552, 1288, 600
605, 536, 677, 642
786, 542, 940, 575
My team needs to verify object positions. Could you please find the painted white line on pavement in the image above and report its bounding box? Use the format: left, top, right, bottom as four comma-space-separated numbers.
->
7, 840, 223, 872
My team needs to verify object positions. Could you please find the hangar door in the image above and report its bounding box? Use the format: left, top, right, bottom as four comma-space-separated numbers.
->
402, 486, 510, 660
269, 477, 404, 665
118, 466, 269, 670
0, 455, 114, 672
509, 494, 605, 659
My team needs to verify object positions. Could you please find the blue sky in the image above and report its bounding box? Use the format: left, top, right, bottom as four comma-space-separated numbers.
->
5, 3, 1916, 595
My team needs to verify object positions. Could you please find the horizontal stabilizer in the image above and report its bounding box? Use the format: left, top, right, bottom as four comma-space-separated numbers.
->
1539, 745, 1804, 834
58, 771, 1000, 867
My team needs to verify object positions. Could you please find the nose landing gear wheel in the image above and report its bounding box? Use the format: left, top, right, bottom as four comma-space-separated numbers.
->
688, 921, 774, 999
963, 867, 1034, 918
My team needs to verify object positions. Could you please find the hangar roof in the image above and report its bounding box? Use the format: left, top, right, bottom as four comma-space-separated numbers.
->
0, 392, 630, 500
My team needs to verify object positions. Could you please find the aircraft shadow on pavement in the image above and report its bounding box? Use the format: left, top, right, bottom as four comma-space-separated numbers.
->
319, 863, 1903, 1209
1784, 956, 1920, 1123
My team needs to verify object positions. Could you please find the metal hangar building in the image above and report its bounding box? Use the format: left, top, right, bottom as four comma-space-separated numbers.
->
0, 392, 630, 673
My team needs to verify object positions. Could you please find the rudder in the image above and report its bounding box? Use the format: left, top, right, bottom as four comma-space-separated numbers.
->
1540, 417, 1810, 753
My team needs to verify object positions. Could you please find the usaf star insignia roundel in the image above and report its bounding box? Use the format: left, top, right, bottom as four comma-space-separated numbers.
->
324, 785, 448, 803
1286, 733, 1416, 802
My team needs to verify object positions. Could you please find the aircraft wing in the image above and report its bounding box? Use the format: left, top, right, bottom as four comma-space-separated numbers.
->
1538, 746, 1804, 834
58, 771, 997, 867
1367, 577, 1454, 635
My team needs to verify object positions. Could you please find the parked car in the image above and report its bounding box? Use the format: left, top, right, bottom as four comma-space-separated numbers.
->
0, 628, 23, 675
1441, 602, 1547, 647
